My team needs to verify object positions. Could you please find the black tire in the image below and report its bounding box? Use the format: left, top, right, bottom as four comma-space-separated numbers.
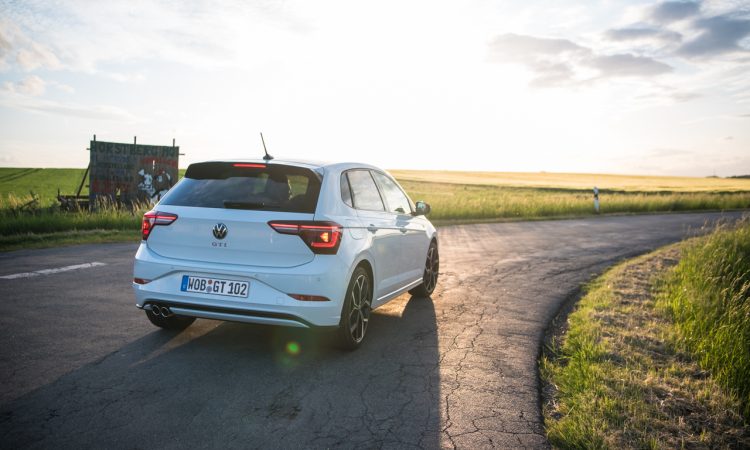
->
145, 308, 196, 330
336, 266, 372, 350
409, 240, 439, 297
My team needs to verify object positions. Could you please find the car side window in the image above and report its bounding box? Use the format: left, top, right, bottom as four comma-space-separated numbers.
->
346, 170, 385, 211
371, 171, 412, 214
340, 173, 353, 207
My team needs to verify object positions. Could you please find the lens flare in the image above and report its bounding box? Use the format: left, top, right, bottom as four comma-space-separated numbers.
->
285, 341, 300, 356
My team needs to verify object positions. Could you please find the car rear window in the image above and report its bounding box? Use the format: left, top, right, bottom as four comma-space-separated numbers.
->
159, 162, 322, 213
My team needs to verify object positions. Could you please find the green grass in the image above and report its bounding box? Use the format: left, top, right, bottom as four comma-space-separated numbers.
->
0, 206, 143, 236
541, 223, 750, 449
0, 168, 90, 206
0, 193, 147, 251
657, 220, 750, 418
2, 168, 750, 251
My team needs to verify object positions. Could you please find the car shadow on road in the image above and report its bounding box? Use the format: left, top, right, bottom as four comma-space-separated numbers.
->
0, 295, 441, 448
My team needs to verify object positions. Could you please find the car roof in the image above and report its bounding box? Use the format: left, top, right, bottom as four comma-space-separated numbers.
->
193, 159, 384, 173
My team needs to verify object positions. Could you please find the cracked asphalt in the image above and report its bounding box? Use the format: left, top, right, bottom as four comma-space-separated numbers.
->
0, 211, 745, 449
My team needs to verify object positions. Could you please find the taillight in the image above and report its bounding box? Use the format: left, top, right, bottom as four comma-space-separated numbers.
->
233, 163, 266, 168
142, 211, 178, 241
269, 221, 343, 255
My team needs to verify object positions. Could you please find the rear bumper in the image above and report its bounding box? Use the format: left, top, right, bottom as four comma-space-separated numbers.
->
132, 243, 350, 327
142, 302, 333, 328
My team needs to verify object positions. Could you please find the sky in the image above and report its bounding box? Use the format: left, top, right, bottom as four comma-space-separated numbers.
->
0, 0, 749, 176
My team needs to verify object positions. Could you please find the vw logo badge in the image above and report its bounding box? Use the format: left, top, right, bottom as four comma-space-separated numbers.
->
212, 223, 228, 240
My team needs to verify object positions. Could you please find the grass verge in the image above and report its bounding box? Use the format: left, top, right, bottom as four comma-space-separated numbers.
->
0, 229, 139, 252
541, 224, 750, 449
657, 221, 750, 419
0, 196, 146, 252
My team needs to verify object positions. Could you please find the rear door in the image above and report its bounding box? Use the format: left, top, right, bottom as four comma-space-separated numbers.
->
146, 162, 322, 268
344, 169, 401, 299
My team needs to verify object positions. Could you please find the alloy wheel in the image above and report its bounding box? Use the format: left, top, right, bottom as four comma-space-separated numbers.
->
424, 245, 439, 293
347, 273, 371, 343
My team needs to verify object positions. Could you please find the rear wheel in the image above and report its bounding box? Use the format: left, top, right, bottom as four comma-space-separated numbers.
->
145, 306, 196, 330
409, 240, 439, 297
336, 267, 372, 350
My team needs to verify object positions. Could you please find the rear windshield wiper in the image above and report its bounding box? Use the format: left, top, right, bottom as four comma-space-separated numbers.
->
223, 201, 280, 210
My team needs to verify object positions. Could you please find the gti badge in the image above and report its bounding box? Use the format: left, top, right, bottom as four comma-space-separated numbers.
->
212, 223, 228, 240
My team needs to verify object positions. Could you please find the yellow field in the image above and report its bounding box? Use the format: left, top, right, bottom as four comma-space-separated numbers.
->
390, 170, 750, 192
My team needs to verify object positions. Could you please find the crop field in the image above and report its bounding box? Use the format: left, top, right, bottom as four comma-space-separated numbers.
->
400, 181, 750, 223
391, 170, 750, 192
1, 167, 750, 250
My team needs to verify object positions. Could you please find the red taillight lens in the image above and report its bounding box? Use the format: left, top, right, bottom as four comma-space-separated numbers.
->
288, 294, 330, 302
269, 221, 343, 255
300, 225, 341, 249
233, 163, 266, 168
133, 278, 151, 284
142, 211, 178, 241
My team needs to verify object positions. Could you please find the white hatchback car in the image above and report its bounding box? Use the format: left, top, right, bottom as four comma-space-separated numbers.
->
132, 159, 438, 349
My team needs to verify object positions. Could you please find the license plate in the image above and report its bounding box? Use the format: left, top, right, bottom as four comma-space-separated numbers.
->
180, 275, 249, 298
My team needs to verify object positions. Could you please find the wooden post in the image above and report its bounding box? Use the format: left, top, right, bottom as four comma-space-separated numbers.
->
76, 165, 90, 197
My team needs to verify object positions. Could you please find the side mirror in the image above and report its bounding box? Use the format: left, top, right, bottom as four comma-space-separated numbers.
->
414, 201, 431, 216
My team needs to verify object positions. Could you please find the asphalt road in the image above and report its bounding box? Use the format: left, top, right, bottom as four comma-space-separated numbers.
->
0, 211, 745, 449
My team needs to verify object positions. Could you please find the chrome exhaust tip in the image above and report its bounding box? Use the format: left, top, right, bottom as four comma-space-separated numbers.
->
161, 306, 172, 317
151, 304, 162, 316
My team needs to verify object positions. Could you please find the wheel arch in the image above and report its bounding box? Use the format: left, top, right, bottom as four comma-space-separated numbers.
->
355, 258, 374, 290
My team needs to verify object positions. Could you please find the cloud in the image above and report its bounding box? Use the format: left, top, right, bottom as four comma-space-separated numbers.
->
668, 91, 702, 102
18, 75, 45, 95
0, 26, 11, 57
16, 41, 61, 71
0, 86, 136, 121
0, 2, 311, 75
605, 27, 682, 44
633, 84, 703, 106
2, 75, 46, 96
489, 33, 588, 58
489, 33, 672, 87
650, 1, 701, 23
0, 19, 62, 72
49, 80, 74, 94
590, 54, 672, 77
678, 13, 750, 58
20, 101, 136, 121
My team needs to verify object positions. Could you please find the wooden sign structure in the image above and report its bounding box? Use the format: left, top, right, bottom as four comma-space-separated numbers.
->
89, 137, 179, 205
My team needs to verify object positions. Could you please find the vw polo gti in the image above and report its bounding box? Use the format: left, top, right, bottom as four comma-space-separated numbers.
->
132, 160, 438, 348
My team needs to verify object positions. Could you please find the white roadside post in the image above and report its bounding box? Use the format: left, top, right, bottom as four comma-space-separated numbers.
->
593, 186, 600, 214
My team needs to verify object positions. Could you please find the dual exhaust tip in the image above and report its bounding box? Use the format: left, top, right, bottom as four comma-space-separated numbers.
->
150, 304, 172, 318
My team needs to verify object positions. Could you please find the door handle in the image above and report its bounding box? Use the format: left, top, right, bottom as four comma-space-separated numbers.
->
367, 225, 377, 233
